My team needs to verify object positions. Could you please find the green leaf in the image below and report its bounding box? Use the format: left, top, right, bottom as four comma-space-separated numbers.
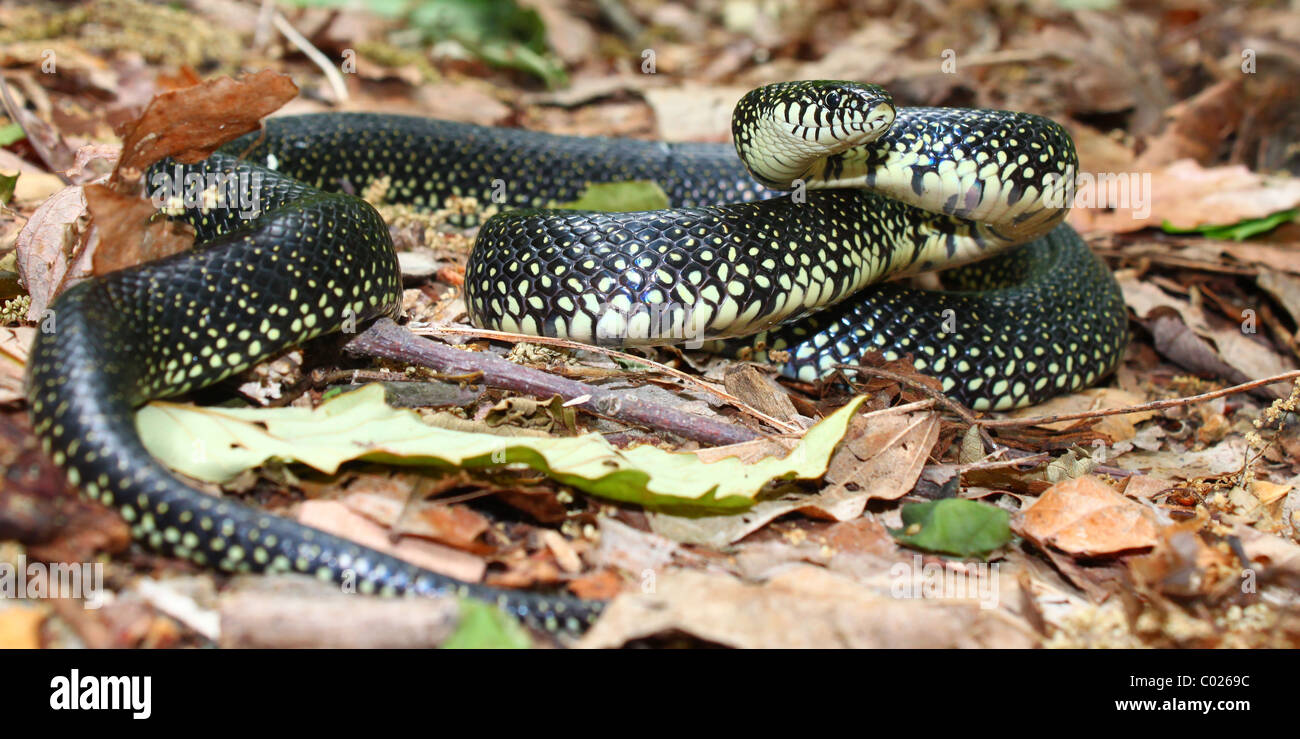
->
0, 123, 26, 147
0, 172, 16, 205
136, 384, 866, 511
889, 499, 1011, 559
1159, 208, 1299, 241
554, 181, 671, 212
441, 599, 532, 649
406, 0, 566, 88
276, 0, 565, 87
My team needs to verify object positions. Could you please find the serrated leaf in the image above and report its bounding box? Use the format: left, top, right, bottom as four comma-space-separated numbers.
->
889, 498, 1011, 559
554, 181, 671, 212
136, 384, 866, 510
441, 599, 532, 649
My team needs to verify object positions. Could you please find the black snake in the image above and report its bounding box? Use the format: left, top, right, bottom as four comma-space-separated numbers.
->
24, 81, 1127, 636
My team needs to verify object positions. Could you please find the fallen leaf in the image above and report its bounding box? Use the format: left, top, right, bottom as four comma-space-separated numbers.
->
1013, 475, 1158, 556
643, 85, 750, 142
137, 384, 868, 510
84, 184, 194, 275
14, 185, 89, 320
1121, 273, 1295, 395
296, 499, 485, 583
1136, 79, 1242, 169
646, 407, 937, 546
1071, 159, 1300, 234
890, 498, 1012, 559
116, 70, 298, 173
579, 566, 1035, 648
1128, 514, 1238, 598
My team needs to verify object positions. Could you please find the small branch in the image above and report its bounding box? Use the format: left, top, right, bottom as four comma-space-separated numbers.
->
254, 0, 276, 48
346, 319, 764, 446
978, 370, 1300, 429
273, 12, 349, 104
420, 325, 802, 434
834, 363, 996, 451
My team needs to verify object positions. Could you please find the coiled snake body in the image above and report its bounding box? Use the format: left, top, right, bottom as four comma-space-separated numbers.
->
25, 82, 1127, 635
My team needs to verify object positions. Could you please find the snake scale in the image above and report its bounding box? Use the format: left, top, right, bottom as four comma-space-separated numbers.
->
24, 81, 1127, 636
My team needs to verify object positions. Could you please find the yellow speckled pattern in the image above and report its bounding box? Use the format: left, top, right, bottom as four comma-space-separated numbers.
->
26, 153, 601, 635
24, 81, 1128, 639
466, 81, 1126, 410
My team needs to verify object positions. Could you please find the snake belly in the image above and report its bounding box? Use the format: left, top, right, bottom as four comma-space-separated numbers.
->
24, 93, 1127, 637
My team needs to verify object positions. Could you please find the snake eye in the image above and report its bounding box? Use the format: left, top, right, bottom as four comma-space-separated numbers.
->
824, 91, 841, 110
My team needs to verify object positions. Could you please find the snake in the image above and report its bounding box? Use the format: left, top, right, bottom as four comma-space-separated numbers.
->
24, 81, 1127, 638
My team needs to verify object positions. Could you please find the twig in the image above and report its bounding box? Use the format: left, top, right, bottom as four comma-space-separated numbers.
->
254, 0, 276, 48
978, 370, 1300, 429
273, 12, 349, 104
346, 319, 765, 446
418, 324, 802, 434
834, 363, 996, 451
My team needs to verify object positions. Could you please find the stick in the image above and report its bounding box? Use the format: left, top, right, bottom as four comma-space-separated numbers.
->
345, 319, 764, 446
977, 370, 1300, 429
834, 363, 997, 451
418, 324, 802, 434
273, 12, 349, 104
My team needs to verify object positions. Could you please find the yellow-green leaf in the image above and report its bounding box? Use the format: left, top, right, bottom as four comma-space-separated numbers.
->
137, 384, 865, 510
553, 181, 670, 212
441, 599, 532, 649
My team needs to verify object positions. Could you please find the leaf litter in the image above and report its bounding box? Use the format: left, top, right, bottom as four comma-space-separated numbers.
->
2, 0, 1300, 648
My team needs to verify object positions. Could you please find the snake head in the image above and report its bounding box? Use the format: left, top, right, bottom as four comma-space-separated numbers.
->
732, 81, 895, 189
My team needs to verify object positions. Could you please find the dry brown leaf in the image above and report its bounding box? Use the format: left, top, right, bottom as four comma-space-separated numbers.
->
1258, 270, 1300, 326
821, 516, 897, 558
116, 70, 298, 172
1136, 78, 1242, 169
1071, 159, 1300, 234
1120, 273, 1295, 395
1218, 243, 1300, 275
14, 185, 89, 321
0, 328, 33, 404
1122, 474, 1177, 500
296, 499, 485, 583
566, 569, 624, 601
84, 184, 194, 275
592, 517, 681, 574
1065, 120, 1138, 175
643, 85, 750, 142
812, 409, 940, 514
1013, 475, 1158, 556
1128, 515, 1238, 598
648, 408, 938, 546
723, 364, 800, 423
579, 566, 1036, 649
0, 150, 65, 202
